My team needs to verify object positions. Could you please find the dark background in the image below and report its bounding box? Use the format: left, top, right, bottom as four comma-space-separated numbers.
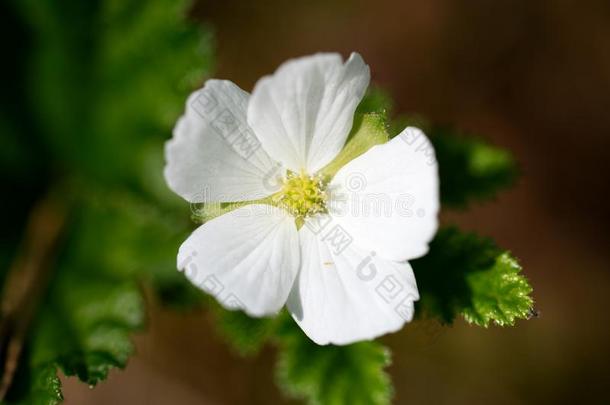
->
63, 0, 610, 403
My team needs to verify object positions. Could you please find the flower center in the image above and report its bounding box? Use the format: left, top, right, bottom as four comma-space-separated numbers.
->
277, 171, 328, 219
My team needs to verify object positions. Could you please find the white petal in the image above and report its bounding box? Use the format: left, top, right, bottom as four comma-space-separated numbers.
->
327, 127, 439, 261
177, 205, 299, 317
248, 52, 370, 173
164, 80, 283, 203
287, 220, 419, 345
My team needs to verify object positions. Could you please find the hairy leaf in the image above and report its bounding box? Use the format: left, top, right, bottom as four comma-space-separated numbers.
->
462, 252, 534, 327
412, 227, 533, 326
275, 320, 393, 405
31, 278, 145, 385
2, 0, 211, 402
5, 362, 63, 405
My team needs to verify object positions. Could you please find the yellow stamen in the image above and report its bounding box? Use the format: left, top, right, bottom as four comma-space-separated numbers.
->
276, 171, 328, 220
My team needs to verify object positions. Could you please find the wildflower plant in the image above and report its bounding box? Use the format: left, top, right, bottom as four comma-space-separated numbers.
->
0, 1, 533, 404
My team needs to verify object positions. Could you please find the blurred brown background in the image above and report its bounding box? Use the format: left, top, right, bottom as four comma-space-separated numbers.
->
63, 0, 610, 403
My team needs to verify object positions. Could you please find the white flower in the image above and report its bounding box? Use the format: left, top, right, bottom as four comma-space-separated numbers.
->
164, 52, 439, 345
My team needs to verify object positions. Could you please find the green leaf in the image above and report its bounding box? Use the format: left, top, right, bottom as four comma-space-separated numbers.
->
4, 362, 63, 405
412, 227, 533, 326
16, 0, 211, 190
5, 270, 145, 403
152, 274, 206, 311
212, 307, 278, 356
275, 320, 392, 405
435, 128, 517, 207
2, 0, 212, 401
27, 364, 63, 405
409, 122, 518, 207
31, 272, 145, 385
462, 252, 534, 327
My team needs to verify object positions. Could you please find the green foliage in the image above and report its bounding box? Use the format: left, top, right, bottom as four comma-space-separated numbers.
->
412, 227, 533, 326
212, 309, 395, 405
1, 0, 211, 402
16, 0, 213, 189
276, 320, 392, 405
28, 365, 63, 405
212, 307, 279, 356
5, 362, 63, 405
428, 126, 518, 207
4, 202, 153, 402
462, 252, 534, 327
31, 277, 145, 385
